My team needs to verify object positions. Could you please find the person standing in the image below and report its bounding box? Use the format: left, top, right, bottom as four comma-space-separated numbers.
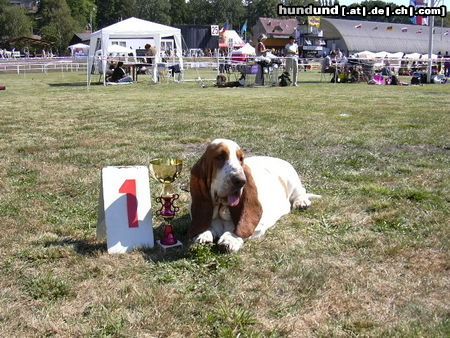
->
444, 51, 450, 77
144, 43, 156, 65
255, 34, 268, 86
285, 36, 299, 86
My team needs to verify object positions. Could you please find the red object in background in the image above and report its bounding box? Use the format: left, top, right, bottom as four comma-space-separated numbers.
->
0, 85, 5, 90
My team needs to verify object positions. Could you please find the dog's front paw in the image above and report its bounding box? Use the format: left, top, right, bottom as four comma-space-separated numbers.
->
217, 232, 244, 253
293, 193, 321, 210
292, 197, 312, 209
193, 230, 214, 244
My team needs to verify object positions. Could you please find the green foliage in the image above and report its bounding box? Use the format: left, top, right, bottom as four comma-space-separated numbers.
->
169, 0, 189, 25
136, 0, 171, 25
206, 304, 258, 337
186, 0, 214, 25
66, 0, 96, 30
0, 1, 32, 41
23, 274, 73, 301
246, 0, 280, 28
188, 244, 241, 271
38, 0, 79, 54
210, 0, 246, 26
96, 0, 137, 27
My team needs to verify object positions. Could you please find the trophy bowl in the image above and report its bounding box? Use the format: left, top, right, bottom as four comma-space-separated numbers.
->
149, 158, 183, 196
149, 158, 183, 248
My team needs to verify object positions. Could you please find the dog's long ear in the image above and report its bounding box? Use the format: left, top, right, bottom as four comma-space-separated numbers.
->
188, 154, 214, 239
229, 164, 262, 239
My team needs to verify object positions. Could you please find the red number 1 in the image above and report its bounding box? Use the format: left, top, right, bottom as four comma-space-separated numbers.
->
119, 179, 138, 228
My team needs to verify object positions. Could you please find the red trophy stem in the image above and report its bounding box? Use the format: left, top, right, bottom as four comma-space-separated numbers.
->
156, 194, 180, 246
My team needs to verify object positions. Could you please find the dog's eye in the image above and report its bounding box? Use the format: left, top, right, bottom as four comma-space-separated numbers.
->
216, 152, 227, 161
236, 151, 244, 163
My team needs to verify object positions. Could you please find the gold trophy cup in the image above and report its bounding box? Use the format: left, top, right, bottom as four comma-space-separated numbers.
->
149, 158, 183, 249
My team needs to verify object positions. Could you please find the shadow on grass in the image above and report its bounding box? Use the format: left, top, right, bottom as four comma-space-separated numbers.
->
44, 238, 106, 256
48, 82, 102, 87
140, 213, 191, 263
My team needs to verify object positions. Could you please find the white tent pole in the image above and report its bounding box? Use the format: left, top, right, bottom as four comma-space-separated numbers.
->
427, 0, 435, 83
153, 34, 161, 83
86, 55, 90, 89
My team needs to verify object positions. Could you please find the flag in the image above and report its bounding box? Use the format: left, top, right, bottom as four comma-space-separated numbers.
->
401, 27, 408, 32
355, 24, 362, 29
410, 0, 429, 25
386, 26, 393, 31
241, 20, 248, 33
308, 16, 321, 28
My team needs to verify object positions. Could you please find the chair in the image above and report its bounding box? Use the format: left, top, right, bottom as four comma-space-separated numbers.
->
156, 63, 169, 82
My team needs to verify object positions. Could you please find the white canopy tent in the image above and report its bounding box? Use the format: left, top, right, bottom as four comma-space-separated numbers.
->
353, 50, 376, 59
87, 17, 183, 85
234, 43, 256, 55
385, 52, 404, 59
404, 52, 422, 59
68, 43, 89, 56
420, 53, 437, 60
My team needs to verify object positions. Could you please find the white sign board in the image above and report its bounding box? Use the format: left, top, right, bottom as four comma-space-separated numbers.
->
211, 25, 219, 36
97, 166, 154, 253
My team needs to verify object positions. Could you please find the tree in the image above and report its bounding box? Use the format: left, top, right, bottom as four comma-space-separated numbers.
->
186, 0, 214, 25
210, 0, 246, 28
96, 0, 137, 28
0, 0, 33, 42
136, 0, 171, 25
246, 0, 280, 28
169, 0, 188, 25
66, 0, 96, 31
440, 11, 450, 27
38, 0, 78, 54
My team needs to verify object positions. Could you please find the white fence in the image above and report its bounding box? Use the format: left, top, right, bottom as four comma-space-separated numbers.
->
0, 57, 88, 74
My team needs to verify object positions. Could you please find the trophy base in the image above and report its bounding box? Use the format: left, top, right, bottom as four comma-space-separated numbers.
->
156, 240, 183, 252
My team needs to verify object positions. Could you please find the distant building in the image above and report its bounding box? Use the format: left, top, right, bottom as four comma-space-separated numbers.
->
9, 0, 39, 13
321, 18, 450, 54
69, 32, 91, 46
298, 16, 325, 57
252, 17, 298, 50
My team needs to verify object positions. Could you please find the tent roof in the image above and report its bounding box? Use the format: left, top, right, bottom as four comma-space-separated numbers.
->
68, 43, 89, 50
91, 17, 181, 39
321, 18, 450, 54
233, 43, 256, 55
219, 30, 244, 48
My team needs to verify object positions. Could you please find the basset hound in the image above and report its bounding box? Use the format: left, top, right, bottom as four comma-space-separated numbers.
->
189, 139, 321, 252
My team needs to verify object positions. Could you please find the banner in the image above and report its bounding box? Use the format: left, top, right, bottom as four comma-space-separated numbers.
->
308, 16, 320, 28
410, 0, 429, 25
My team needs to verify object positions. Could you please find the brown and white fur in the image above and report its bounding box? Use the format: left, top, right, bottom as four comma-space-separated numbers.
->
189, 139, 321, 252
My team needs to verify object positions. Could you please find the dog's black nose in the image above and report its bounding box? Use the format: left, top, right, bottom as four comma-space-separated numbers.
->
231, 175, 246, 188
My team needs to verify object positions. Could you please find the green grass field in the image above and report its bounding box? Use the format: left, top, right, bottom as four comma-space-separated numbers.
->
0, 71, 449, 337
